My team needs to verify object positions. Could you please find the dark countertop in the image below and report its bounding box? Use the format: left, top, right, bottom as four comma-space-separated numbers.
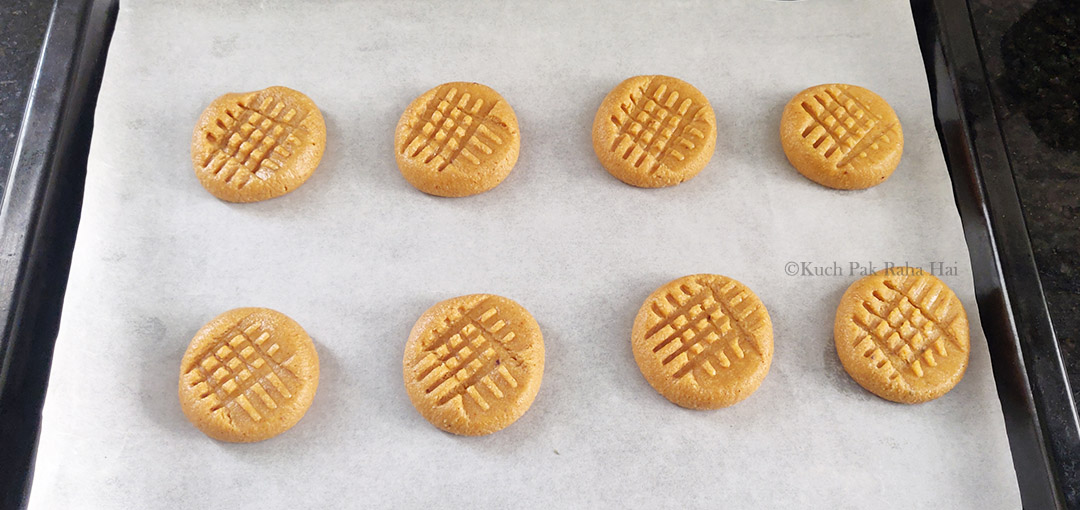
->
0, 1, 50, 184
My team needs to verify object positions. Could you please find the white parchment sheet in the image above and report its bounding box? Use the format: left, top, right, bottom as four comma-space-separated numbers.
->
30, 1, 1020, 508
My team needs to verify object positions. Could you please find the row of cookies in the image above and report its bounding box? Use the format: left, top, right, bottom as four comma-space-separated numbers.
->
191, 77, 904, 202
178, 267, 969, 442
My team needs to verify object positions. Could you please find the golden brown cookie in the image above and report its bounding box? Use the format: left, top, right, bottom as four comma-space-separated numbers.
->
402, 294, 544, 436
834, 267, 970, 403
780, 83, 903, 190
179, 307, 320, 442
192, 86, 326, 202
592, 75, 717, 188
632, 274, 773, 409
395, 82, 520, 197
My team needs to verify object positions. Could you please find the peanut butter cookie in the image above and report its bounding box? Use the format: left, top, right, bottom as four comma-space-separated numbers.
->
179, 307, 320, 442
403, 294, 544, 435
780, 83, 903, 190
395, 82, 520, 197
192, 86, 326, 202
834, 267, 970, 403
592, 75, 717, 188
632, 274, 773, 409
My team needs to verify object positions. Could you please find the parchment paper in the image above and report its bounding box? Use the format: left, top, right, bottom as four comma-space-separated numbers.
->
29, 1, 1021, 508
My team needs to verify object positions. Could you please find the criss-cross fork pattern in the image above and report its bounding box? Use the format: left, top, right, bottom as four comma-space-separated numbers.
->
412, 298, 520, 415
608, 81, 709, 174
184, 320, 298, 423
850, 276, 965, 382
202, 95, 309, 189
646, 279, 764, 383
400, 86, 508, 173
798, 86, 897, 168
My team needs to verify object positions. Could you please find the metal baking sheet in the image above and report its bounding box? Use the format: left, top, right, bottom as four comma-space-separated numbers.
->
29, 1, 1021, 507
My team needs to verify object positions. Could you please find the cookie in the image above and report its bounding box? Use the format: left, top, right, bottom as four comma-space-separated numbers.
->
780, 83, 903, 190
192, 86, 326, 202
395, 82, 520, 197
632, 274, 773, 409
402, 294, 544, 435
592, 75, 717, 188
179, 307, 320, 442
834, 267, 970, 403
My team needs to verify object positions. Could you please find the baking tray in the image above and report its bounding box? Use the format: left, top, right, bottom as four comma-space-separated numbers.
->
0, 0, 1075, 508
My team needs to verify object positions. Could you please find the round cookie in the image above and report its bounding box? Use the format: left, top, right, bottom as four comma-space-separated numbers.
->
395, 82, 520, 197
632, 274, 773, 409
403, 294, 544, 436
780, 83, 903, 190
179, 307, 320, 442
834, 267, 970, 403
192, 86, 326, 202
592, 75, 717, 188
